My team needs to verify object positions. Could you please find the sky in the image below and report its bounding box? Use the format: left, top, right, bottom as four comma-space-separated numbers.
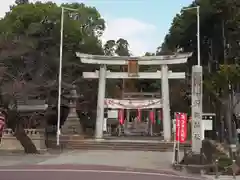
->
0, 0, 193, 56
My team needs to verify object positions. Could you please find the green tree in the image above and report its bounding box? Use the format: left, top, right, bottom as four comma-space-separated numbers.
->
115, 38, 130, 56
0, 1, 106, 153
104, 40, 116, 56
160, 0, 240, 143
15, 0, 29, 5
163, 0, 240, 65
160, 0, 240, 95
103, 38, 130, 56
103, 38, 130, 98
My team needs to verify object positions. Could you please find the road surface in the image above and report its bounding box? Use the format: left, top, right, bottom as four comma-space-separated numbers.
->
0, 150, 207, 180
0, 164, 204, 180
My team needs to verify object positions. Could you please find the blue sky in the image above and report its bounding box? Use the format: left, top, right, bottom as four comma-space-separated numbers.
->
81, 0, 193, 55
1, 0, 193, 55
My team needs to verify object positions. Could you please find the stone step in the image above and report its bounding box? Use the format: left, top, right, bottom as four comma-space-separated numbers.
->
47, 138, 190, 152
66, 144, 187, 149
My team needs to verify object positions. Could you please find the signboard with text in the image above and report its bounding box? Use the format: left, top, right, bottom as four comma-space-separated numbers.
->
128, 60, 139, 77
175, 112, 187, 143
191, 66, 203, 153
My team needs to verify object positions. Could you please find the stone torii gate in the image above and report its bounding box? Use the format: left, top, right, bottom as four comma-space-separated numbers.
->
76, 52, 192, 141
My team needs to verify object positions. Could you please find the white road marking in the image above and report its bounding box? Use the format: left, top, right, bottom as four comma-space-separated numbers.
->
0, 168, 204, 179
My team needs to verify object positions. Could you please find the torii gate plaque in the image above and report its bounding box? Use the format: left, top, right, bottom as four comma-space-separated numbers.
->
76, 52, 192, 141
128, 59, 138, 77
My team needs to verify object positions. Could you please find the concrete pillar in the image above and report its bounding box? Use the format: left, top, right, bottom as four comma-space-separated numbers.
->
95, 64, 107, 139
191, 65, 203, 153
161, 65, 171, 141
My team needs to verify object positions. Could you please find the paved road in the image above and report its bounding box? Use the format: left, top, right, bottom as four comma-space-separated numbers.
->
0, 150, 183, 169
0, 150, 236, 179
0, 164, 204, 180
0, 150, 207, 180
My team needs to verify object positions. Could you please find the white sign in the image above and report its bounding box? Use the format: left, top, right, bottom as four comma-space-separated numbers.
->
203, 120, 212, 130
172, 119, 176, 132
237, 129, 240, 134
103, 118, 107, 131
107, 110, 118, 118
191, 65, 203, 153
104, 98, 162, 109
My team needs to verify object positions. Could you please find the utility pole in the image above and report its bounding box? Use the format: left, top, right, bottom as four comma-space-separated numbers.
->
197, 6, 200, 66
57, 6, 79, 146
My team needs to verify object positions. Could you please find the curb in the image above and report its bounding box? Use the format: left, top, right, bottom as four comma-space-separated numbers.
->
202, 174, 239, 180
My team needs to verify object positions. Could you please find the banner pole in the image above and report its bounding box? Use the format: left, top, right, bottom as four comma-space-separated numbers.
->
172, 112, 176, 164
174, 112, 180, 164
177, 112, 181, 164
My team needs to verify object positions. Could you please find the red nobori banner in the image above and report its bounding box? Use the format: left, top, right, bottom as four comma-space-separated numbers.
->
118, 109, 124, 125
179, 113, 187, 143
175, 112, 187, 143
149, 110, 155, 124
137, 109, 141, 122
0, 114, 5, 134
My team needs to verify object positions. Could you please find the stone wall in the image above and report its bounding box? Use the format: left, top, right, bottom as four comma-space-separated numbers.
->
0, 128, 46, 151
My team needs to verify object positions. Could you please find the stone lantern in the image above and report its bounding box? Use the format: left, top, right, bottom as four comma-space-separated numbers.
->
61, 85, 82, 135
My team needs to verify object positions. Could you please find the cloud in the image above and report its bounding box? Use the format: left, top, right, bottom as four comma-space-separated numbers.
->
101, 16, 157, 56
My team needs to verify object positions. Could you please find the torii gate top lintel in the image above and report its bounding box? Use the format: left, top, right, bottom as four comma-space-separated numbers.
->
76, 52, 192, 65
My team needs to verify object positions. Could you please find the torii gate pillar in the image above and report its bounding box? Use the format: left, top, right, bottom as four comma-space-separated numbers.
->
161, 65, 171, 141
95, 65, 107, 139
